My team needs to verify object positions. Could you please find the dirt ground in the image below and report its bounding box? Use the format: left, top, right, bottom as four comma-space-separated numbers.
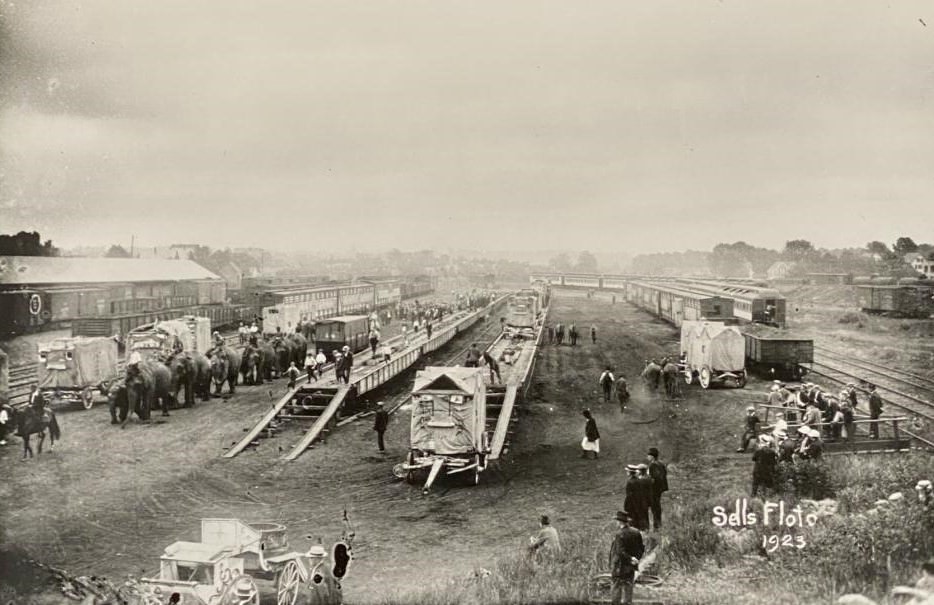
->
0, 291, 830, 604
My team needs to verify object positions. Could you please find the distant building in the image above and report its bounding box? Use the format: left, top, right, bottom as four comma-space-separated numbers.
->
767, 261, 797, 280
909, 254, 934, 278
805, 272, 853, 285
215, 260, 243, 291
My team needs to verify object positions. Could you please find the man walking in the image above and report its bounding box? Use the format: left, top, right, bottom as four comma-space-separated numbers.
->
591, 324, 597, 344
369, 329, 379, 356
599, 366, 615, 403
647, 447, 668, 530
868, 384, 883, 439
285, 362, 300, 390
609, 511, 644, 605
373, 401, 389, 453
616, 375, 630, 413
342, 346, 354, 383
581, 409, 600, 459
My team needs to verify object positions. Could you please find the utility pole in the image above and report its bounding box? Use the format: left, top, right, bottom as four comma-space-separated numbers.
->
130, 234, 135, 258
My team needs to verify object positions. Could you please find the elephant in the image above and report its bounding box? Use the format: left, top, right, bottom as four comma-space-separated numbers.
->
286, 331, 308, 367
271, 337, 293, 377
257, 340, 276, 381
124, 359, 173, 424
209, 346, 242, 396
240, 344, 265, 386
167, 351, 212, 406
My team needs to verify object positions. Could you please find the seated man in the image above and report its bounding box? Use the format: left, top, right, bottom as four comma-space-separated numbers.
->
736, 406, 761, 453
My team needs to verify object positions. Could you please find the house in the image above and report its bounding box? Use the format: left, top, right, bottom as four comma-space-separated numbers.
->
214, 260, 243, 291
910, 254, 934, 279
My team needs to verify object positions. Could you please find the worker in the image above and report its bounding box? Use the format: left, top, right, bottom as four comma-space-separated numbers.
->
868, 384, 883, 439
608, 511, 644, 605
581, 409, 600, 459
465, 344, 482, 368
590, 324, 597, 344
285, 362, 300, 390
615, 375, 630, 413
599, 366, 615, 403
736, 406, 761, 453
373, 402, 389, 453
482, 351, 501, 384
528, 515, 561, 560
646, 447, 668, 530
304, 351, 318, 383
342, 346, 354, 383
751, 435, 778, 497
368, 329, 380, 356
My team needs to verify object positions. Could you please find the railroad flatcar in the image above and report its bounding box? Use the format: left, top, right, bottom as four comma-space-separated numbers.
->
856, 285, 934, 319
0, 290, 49, 335
742, 327, 812, 381
314, 315, 370, 361
505, 295, 538, 335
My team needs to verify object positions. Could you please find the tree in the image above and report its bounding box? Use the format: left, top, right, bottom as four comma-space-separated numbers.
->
782, 240, 815, 260
0, 231, 60, 256
893, 237, 918, 257
549, 253, 572, 272
866, 241, 894, 259
105, 245, 131, 258
575, 250, 598, 273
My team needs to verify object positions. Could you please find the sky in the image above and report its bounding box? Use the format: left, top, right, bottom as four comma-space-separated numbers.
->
1, 1, 933, 255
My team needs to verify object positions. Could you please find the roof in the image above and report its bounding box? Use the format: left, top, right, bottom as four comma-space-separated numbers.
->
161, 541, 231, 564
414, 366, 483, 393
0, 256, 221, 286
316, 315, 369, 324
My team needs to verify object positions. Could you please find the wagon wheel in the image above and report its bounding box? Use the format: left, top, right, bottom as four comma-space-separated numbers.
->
473, 454, 481, 486
699, 367, 711, 389
81, 387, 94, 410
736, 371, 747, 389
683, 369, 693, 385
276, 559, 302, 605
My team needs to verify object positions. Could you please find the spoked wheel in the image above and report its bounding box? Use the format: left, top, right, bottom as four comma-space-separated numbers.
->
276, 559, 302, 605
699, 367, 711, 389
683, 370, 693, 385
473, 454, 482, 486
736, 371, 747, 388
81, 387, 94, 410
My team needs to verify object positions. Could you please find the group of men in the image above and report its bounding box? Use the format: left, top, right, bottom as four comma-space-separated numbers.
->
623, 448, 669, 532
640, 356, 684, 399
598, 367, 631, 412
544, 323, 596, 346
764, 379, 885, 441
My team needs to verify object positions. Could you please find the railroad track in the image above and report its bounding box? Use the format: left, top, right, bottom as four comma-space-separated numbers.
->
807, 357, 934, 448
814, 344, 934, 391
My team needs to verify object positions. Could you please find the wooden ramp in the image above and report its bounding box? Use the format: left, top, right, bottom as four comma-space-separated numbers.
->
282, 385, 352, 461
487, 385, 517, 461
223, 384, 307, 458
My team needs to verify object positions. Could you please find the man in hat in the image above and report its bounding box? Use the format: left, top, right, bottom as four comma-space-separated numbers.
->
802, 400, 822, 432
868, 384, 883, 439
767, 381, 785, 407
797, 428, 823, 460
635, 465, 653, 531
373, 402, 389, 453
609, 511, 644, 605
342, 346, 354, 383
751, 434, 778, 497
646, 447, 668, 530
624, 466, 650, 531
528, 514, 561, 560
736, 406, 761, 453
776, 428, 795, 463
465, 344, 482, 368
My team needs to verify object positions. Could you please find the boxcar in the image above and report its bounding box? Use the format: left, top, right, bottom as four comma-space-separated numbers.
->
72, 309, 187, 338
0, 290, 49, 335
856, 285, 934, 319
313, 315, 370, 361
743, 330, 813, 381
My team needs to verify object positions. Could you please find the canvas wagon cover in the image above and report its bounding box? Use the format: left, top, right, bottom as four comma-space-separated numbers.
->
410, 367, 486, 455
680, 321, 744, 372
127, 319, 195, 360
37, 337, 118, 388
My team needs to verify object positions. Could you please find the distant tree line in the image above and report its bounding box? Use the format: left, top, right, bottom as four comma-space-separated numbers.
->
0, 231, 60, 256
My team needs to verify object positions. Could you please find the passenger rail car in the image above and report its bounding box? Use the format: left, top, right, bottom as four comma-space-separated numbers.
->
671, 280, 785, 326
314, 315, 370, 361
626, 281, 734, 327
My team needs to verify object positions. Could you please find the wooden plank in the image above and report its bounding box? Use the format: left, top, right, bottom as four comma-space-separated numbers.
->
824, 439, 910, 453
223, 384, 308, 458
488, 385, 517, 461
282, 385, 351, 461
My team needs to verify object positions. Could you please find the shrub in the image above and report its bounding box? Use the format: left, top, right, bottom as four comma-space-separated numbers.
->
775, 460, 835, 500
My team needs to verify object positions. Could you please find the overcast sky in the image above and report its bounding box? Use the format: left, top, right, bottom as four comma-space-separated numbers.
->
1, 1, 932, 255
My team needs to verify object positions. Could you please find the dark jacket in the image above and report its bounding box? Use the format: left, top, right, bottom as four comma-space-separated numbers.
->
482, 352, 499, 369
752, 447, 778, 480
609, 527, 645, 578
585, 418, 600, 441
374, 409, 389, 432
744, 414, 760, 433
648, 460, 668, 493
869, 391, 883, 416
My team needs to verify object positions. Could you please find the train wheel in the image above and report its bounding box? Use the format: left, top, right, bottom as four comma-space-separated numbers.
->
275, 560, 302, 605
81, 387, 94, 410
699, 367, 711, 389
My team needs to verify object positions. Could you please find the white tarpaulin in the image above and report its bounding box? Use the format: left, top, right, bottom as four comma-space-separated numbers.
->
410, 367, 486, 455
680, 321, 745, 372
37, 337, 118, 389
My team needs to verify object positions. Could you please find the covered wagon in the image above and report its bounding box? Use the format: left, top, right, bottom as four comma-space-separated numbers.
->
394, 366, 490, 492
36, 337, 120, 409
680, 320, 746, 389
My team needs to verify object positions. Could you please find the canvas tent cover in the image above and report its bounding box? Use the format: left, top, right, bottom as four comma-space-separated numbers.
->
410, 367, 486, 455
680, 321, 745, 372
37, 337, 119, 389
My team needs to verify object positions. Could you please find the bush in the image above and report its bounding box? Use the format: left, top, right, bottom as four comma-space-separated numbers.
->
775, 460, 835, 500
665, 495, 738, 571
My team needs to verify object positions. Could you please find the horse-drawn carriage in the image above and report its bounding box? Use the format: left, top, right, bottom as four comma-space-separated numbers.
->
36, 336, 120, 409
680, 320, 747, 389
137, 518, 353, 605
393, 366, 490, 493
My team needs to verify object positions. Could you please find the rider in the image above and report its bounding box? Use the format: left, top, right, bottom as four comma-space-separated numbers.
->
29, 383, 46, 415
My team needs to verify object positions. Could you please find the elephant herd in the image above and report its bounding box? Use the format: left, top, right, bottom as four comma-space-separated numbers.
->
106, 331, 310, 426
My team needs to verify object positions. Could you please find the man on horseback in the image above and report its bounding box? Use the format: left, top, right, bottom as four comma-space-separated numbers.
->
29, 384, 46, 415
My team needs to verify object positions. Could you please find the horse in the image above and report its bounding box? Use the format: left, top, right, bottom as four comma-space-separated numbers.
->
14, 406, 62, 459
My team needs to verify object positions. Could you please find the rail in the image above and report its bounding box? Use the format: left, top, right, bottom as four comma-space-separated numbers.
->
281, 386, 352, 460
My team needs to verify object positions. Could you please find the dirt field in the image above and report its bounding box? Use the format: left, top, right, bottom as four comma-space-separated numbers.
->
0, 291, 843, 604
